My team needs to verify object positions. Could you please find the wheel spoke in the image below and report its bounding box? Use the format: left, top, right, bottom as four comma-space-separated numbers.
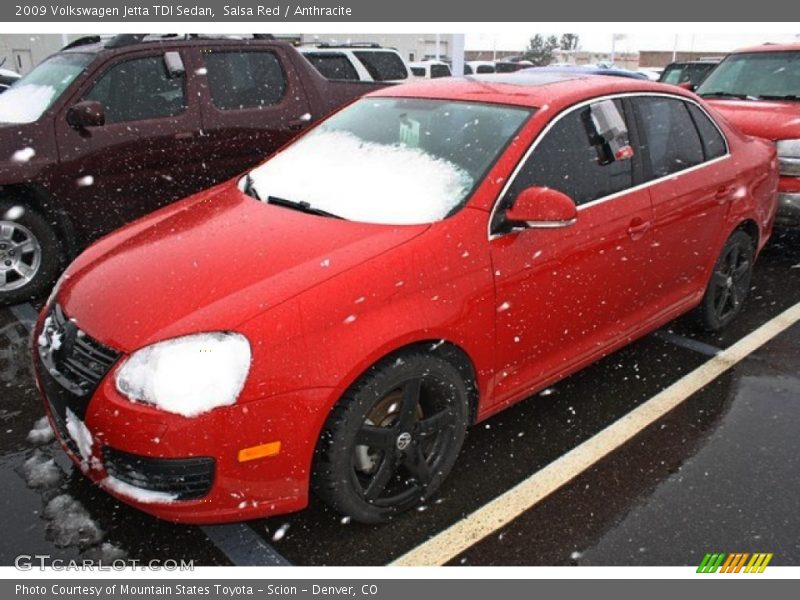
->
355, 424, 395, 450
715, 288, 730, 315
14, 263, 34, 280
404, 447, 433, 485
0, 224, 15, 241
727, 244, 740, 269
417, 409, 453, 437
712, 271, 728, 287
734, 260, 750, 279
15, 239, 35, 255
364, 454, 396, 501
398, 378, 422, 428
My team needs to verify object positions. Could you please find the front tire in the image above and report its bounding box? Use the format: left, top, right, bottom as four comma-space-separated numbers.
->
312, 352, 470, 523
697, 230, 755, 332
0, 201, 63, 305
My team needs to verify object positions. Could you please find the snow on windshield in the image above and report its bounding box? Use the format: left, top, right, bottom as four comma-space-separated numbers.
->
0, 84, 58, 124
250, 129, 474, 225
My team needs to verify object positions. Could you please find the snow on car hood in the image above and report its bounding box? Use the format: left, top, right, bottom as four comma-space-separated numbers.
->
58, 182, 429, 353
706, 98, 800, 141
0, 84, 58, 124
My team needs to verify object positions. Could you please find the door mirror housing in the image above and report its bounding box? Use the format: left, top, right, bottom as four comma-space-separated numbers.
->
66, 100, 105, 129
505, 187, 578, 228
677, 81, 695, 91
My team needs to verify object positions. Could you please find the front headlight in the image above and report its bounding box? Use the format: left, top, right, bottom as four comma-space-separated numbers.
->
777, 139, 800, 177
115, 332, 251, 418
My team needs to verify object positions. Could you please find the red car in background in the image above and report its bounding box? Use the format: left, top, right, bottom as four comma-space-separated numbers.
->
696, 43, 800, 227
33, 73, 778, 524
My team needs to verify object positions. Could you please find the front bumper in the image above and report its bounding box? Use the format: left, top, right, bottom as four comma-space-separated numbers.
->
33, 312, 336, 524
776, 192, 800, 228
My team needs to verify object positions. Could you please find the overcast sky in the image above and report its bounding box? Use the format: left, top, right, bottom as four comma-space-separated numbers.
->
466, 32, 800, 53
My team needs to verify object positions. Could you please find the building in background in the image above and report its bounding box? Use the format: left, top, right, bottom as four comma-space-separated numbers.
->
0, 34, 82, 74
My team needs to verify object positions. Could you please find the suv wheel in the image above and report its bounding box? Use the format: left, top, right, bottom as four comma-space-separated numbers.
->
313, 352, 470, 523
0, 202, 63, 305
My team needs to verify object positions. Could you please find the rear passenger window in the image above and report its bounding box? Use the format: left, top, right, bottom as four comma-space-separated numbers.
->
352, 51, 408, 81
635, 97, 704, 178
687, 103, 727, 160
204, 51, 286, 110
304, 53, 359, 81
504, 100, 633, 207
84, 55, 185, 124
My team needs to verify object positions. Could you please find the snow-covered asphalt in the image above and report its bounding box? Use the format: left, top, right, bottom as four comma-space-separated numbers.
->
0, 230, 798, 566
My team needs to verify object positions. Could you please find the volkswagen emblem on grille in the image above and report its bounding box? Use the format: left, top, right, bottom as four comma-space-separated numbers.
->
396, 432, 412, 451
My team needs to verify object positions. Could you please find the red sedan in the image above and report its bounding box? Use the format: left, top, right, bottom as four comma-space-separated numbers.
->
33, 73, 778, 524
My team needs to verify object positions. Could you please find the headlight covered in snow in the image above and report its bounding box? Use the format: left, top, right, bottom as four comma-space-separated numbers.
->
115, 332, 251, 417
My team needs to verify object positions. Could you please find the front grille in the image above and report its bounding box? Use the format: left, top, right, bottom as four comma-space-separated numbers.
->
103, 447, 215, 500
47, 397, 80, 457
38, 304, 120, 420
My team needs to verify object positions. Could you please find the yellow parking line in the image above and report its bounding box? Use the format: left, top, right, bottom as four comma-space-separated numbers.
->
392, 301, 800, 566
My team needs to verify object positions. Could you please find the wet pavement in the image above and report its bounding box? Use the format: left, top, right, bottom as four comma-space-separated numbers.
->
0, 229, 798, 567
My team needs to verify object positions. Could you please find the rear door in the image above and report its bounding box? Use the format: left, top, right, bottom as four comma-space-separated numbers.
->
196, 44, 313, 182
489, 98, 655, 405
630, 95, 734, 311
53, 48, 204, 241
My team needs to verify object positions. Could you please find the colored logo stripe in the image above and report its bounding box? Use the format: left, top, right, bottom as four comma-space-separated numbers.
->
697, 552, 773, 573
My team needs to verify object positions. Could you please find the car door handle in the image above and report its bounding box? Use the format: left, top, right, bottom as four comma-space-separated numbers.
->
627, 219, 651, 240
173, 131, 195, 140
715, 185, 734, 202
288, 112, 312, 130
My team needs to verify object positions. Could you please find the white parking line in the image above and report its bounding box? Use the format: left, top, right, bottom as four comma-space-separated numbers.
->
391, 301, 800, 566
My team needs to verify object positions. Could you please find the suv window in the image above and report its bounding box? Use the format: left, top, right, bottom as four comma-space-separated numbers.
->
411, 66, 425, 77
84, 55, 185, 124
634, 97, 704, 179
687, 103, 727, 160
352, 51, 408, 81
204, 51, 286, 110
305, 53, 359, 81
503, 100, 632, 207
430, 64, 451, 78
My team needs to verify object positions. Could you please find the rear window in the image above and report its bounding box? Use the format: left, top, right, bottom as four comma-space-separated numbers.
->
687, 103, 727, 160
411, 67, 425, 76
634, 97, 705, 179
477, 65, 495, 74
304, 53, 359, 81
352, 51, 408, 81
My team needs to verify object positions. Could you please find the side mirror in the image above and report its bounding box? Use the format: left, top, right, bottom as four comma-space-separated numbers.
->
677, 81, 695, 91
505, 187, 578, 228
66, 100, 105, 129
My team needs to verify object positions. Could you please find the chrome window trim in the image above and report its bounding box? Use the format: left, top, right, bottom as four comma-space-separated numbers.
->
487, 91, 732, 240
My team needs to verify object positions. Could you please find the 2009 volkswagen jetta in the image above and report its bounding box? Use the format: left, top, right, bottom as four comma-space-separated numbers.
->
33, 73, 778, 524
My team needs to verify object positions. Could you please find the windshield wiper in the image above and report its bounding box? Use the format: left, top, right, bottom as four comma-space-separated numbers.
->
698, 91, 752, 100
267, 195, 343, 220
754, 94, 800, 101
241, 173, 261, 201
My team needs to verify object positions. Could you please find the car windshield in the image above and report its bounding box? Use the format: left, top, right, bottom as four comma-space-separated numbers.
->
246, 97, 532, 225
697, 51, 800, 99
0, 53, 94, 124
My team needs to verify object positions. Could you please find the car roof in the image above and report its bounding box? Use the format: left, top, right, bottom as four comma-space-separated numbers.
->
731, 42, 800, 54
59, 35, 289, 56
369, 72, 685, 109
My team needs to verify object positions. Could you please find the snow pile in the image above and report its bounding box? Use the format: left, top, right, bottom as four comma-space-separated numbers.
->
11, 147, 36, 163
44, 494, 104, 548
3, 205, 25, 220
250, 130, 473, 225
115, 332, 251, 418
26, 416, 55, 445
19, 449, 63, 488
0, 84, 56, 124
103, 476, 178, 504
65, 408, 93, 462
82, 542, 128, 563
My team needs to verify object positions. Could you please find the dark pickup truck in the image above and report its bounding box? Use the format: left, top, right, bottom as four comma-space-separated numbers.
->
0, 34, 386, 303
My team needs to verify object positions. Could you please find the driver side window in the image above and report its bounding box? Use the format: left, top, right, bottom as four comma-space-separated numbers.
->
83, 55, 186, 124
503, 99, 633, 208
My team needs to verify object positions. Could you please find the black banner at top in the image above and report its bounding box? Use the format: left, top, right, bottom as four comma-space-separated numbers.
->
2, 0, 798, 22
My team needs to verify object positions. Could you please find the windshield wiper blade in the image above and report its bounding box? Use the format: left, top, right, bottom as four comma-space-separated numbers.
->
699, 91, 751, 99
241, 173, 261, 200
267, 195, 343, 219
755, 94, 800, 101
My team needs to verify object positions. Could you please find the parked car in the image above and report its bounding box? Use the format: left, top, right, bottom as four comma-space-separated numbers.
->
409, 60, 451, 79
637, 67, 663, 81
34, 73, 777, 524
658, 59, 719, 88
0, 67, 21, 93
297, 43, 411, 83
521, 65, 650, 80
696, 44, 799, 227
464, 60, 495, 75
0, 34, 385, 304
494, 60, 529, 73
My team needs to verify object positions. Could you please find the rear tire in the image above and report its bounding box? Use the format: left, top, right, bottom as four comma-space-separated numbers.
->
312, 352, 470, 523
696, 230, 754, 332
0, 201, 63, 306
